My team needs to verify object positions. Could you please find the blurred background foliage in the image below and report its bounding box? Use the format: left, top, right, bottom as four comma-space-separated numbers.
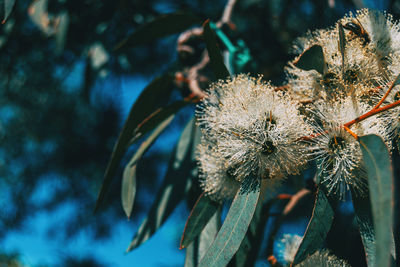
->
0, 0, 398, 266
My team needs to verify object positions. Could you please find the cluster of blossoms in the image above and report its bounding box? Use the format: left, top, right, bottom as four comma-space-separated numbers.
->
196, 9, 400, 201
196, 75, 311, 200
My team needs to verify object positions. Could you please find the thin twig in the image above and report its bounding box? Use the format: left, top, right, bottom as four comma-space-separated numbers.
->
282, 189, 311, 216
220, 0, 238, 25
344, 99, 400, 128
175, 0, 239, 99
373, 74, 400, 109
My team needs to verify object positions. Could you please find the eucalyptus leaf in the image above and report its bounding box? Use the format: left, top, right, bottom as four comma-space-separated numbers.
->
292, 187, 334, 265
230, 194, 266, 267
184, 208, 221, 267
95, 74, 174, 213
359, 134, 394, 267
351, 189, 376, 266
121, 115, 175, 219
3, 0, 15, 23
126, 118, 199, 251
55, 11, 69, 55
198, 179, 261, 267
338, 22, 346, 75
203, 20, 230, 80
180, 193, 220, 249
293, 45, 325, 75
28, 0, 57, 35
130, 100, 190, 145
115, 12, 201, 50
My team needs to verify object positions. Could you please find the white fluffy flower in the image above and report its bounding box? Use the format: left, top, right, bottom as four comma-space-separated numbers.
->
286, 9, 393, 103
276, 234, 303, 265
197, 74, 311, 186
196, 142, 240, 201
372, 80, 400, 144
341, 9, 400, 59
305, 96, 386, 197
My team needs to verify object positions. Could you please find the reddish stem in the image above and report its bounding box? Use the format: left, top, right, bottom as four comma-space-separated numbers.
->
373, 78, 398, 109
344, 99, 400, 128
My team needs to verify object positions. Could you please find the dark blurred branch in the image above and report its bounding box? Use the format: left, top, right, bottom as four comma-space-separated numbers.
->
175, 0, 239, 99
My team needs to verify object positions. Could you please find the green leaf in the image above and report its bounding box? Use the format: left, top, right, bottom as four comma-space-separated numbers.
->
3, 0, 15, 23
121, 115, 175, 219
292, 187, 334, 265
230, 197, 264, 267
351, 190, 376, 266
359, 134, 393, 267
130, 100, 190, 145
338, 22, 346, 75
198, 179, 261, 267
293, 45, 326, 75
95, 75, 174, 213
55, 11, 69, 55
28, 0, 56, 35
184, 208, 221, 267
115, 12, 201, 50
231, 40, 253, 74
180, 193, 220, 249
231, 184, 276, 267
203, 20, 230, 80
126, 117, 199, 251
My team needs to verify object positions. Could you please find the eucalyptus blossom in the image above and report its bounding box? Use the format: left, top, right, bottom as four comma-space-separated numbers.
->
305, 96, 387, 197
196, 74, 311, 189
197, 142, 240, 201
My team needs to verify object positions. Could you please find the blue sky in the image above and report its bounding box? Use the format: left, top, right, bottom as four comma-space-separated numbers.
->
1, 73, 189, 266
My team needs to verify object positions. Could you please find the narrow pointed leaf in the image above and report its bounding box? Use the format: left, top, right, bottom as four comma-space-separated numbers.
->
28, 0, 56, 35
122, 115, 175, 219
126, 118, 199, 251
198, 180, 261, 267
3, 0, 15, 23
351, 190, 376, 266
180, 193, 220, 249
359, 134, 393, 267
184, 208, 221, 267
130, 100, 190, 145
293, 45, 325, 75
338, 22, 346, 75
232, 184, 276, 267
203, 20, 230, 80
292, 187, 334, 265
115, 12, 201, 50
95, 75, 173, 213
55, 11, 69, 54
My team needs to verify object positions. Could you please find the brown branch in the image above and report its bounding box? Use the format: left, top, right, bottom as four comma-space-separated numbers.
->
344, 99, 400, 128
175, 0, 239, 99
373, 76, 400, 109
187, 51, 210, 99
